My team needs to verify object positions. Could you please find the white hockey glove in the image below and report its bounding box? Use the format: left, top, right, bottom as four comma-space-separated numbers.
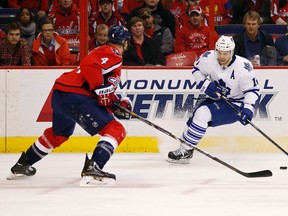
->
95, 85, 116, 107
113, 97, 132, 120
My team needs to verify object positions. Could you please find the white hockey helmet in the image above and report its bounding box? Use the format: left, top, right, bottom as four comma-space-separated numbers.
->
215, 35, 235, 52
215, 35, 235, 66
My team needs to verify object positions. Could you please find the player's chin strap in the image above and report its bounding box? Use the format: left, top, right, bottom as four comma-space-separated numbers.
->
216, 92, 288, 156
114, 103, 272, 178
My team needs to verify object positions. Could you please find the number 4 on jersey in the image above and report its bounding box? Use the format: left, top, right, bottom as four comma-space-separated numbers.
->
101, 58, 109, 64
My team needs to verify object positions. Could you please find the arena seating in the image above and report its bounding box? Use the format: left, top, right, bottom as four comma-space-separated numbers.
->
165, 51, 198, 66
216, 24, 287, 40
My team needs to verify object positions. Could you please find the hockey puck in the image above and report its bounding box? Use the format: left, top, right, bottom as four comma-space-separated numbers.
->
280, 166, 287, 170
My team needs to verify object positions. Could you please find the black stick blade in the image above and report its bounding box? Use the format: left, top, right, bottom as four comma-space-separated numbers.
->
241, 170, 273, 178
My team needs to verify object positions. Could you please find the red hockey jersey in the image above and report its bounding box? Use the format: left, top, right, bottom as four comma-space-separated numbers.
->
53, 45, 122, 97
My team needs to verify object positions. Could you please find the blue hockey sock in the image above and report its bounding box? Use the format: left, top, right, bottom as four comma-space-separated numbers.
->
91, 141, 114, 169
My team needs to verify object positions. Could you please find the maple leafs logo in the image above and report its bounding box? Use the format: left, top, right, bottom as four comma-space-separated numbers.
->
244, 62, 252, 72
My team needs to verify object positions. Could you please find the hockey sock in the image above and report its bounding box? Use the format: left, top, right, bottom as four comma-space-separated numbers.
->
182, 121, 207, 147
91, 141, 114, 169
25, 140, 52, 165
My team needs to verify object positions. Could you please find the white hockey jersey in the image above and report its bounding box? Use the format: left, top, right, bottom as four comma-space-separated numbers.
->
192, 50, 260, 106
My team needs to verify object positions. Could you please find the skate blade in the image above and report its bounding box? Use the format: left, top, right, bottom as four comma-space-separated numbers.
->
6, 172, 28, 180
79, 176, 116, 187
166, 158, 191, 164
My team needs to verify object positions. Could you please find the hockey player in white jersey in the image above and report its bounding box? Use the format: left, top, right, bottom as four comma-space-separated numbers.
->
167, 35, 260, 164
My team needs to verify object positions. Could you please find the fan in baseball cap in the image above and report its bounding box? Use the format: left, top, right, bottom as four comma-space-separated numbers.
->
138, 8, 152, 20
188, 5, 202, 16
99, 0, 113, 4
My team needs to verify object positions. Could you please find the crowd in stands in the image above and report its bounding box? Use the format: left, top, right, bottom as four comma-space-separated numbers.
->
1, 0, 288, 66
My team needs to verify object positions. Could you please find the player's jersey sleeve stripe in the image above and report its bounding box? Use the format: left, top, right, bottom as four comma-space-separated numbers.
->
192, 66, 200, 74
102, 61, 122, 75
243, 89, 260, 97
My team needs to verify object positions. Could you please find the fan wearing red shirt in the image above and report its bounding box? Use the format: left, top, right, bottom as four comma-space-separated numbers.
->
163, 0, 188, 18
200, 0, 232, 25
90, 0, 126, 38
48, 0, 80, 44
8, 0, 48, 20
174, 5, 218, 57
176, 0, 204, 29
121, 0, 145, 20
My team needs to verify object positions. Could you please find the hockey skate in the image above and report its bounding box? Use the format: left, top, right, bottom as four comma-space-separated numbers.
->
80, 154, 116, 187
7, 152, 36, 180
166, 147, 194, 164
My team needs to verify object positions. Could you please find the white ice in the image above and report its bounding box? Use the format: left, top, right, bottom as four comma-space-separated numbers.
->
0, 150, 288, 216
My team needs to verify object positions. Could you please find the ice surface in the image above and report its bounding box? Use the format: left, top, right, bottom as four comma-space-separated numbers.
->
0, 152, 288, 216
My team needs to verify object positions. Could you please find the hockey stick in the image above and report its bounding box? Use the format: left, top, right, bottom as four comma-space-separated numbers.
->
114, 103, 272, 178
217, 93, 288, 157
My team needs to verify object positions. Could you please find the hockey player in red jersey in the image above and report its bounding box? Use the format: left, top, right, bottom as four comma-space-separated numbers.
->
8, 25, 131, 186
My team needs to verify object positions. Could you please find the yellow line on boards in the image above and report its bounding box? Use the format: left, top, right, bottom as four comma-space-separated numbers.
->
1, 136, 286, 153
1, 136, 159, 153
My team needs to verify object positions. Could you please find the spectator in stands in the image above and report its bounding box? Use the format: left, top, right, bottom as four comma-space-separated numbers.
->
275, 32, 288, 65
200, 0, 232, 25
49, 0, 119, 41
48, 0, 80, 47
123, 16, 166, 66
50, 0, 119, 16
32, 19, 71, 66
129, 0, 176, 38
121, 0, 145, 21
231, 0, 272, 24
89, 24, 109, 51
174, 6, 218, 57
8, 0, 48, 28
162, 0, 188, 18
96, 0, 119, 12
233, 11, 276, 66
90, 0, 126, 39
271, 0, 288, 25
49, 0, 97, 18
15, 7, 37, 47
176, 0, 207, 29
0, 22, 31, 66
0, 28, 5, 39
138, 7, 174, 56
